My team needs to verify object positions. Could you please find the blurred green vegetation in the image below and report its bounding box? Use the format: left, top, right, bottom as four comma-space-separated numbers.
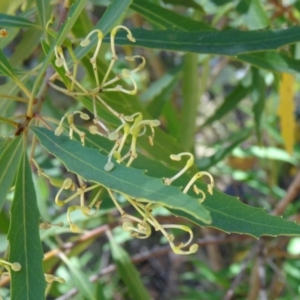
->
1, 0, 300, 299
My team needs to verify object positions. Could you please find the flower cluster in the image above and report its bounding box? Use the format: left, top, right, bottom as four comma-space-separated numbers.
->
40, 26, 215, 255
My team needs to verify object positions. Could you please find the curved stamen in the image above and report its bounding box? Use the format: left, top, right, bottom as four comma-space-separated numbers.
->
161, 224, 194, 249
54, 46, 63, 67
114, 123, 131, 162
125, 55, 146, 73
39, 221, 64, 229
151, 216, 198, 255
54, 112, 68, 136
67, 205, 91, 232
183, 171, 214, 195
193, 185, 206, 203
164, 153, 194, 185
45, 274, 65, 284
80, 29, 104, 86
101, 26, 135, 88
55, 178, 75, 206
55, 46, 70, 74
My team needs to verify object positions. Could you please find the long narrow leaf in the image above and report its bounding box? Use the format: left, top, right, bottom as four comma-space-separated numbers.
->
251, 68, 266, 144
146, 67, 181, 118
0, 136, 23, 211
128, 1, 300, 74
201, 84, 251, 128
238, 52, 300, 74
163, 0, 204, 11
111, 26, 300, 56
69, 127, 300, 238
172, 192, 300, 238
8, 148, 45, 299
59, 254, 97, 300
109, 234, 151, 300
197, 129, 252, 170
131, 0, 210, 30
35, 0, 50, 35
236, 0, 269, 30
31, 127, 211, 224
10, 28, 42, 65
0, 13, 39, 28
0, 49, 16, 79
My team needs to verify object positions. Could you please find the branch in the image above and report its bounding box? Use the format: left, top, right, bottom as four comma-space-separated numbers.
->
272, 170, 300, 216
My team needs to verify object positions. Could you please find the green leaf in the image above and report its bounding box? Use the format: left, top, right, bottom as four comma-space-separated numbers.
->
111, 26, 300, 56
59, 254, 97, 300
162, 101, 181, 138
146, 66, 181, 118
0, 13, 39, 28
74, 0, 132, 60
162, 0, 204, 11
8, 149, 46, 299
31, 127, 211, 224
131, 0, 210, 30
238, 52, 300, 74
0, 0, 21, 14
10, 28, 42, 65
236, 0, 269, 30
197, 129, 252, 170
128, 0, 300, 75
142, 65, 181, 101
95, 282, 106, 300
0, 210, 9, 234
32, 0, 89, 98
109, 234, 151, 300
0, 136, 23, 211
0, 49, 16, 78
67, 127, 300, 238
251, 68, 266, 144
173, 191, 300, 238
201, 84, 251, 128
67, 126, 177, 180
71, 5, 94, 37
233, 146, 299, 165
35, 0, 51, 35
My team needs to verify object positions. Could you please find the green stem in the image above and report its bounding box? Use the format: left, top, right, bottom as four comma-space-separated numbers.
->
13, 77, 32, 100
0, 94, 28, 103
0, 116, 18, 127
179, 54, 210, 151
179, 54, 197, 150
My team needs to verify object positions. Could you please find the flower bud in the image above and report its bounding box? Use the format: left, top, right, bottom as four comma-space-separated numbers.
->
11, 262, 21, 272
80, 38, 90, 47
104, 162, 114, 172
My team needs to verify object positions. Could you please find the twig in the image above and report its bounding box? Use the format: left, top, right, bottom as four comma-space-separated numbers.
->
272, 169, 300, 216
257, 249, 267, 300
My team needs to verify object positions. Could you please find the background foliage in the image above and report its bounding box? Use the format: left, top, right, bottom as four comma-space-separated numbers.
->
1, 0, 300, 299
